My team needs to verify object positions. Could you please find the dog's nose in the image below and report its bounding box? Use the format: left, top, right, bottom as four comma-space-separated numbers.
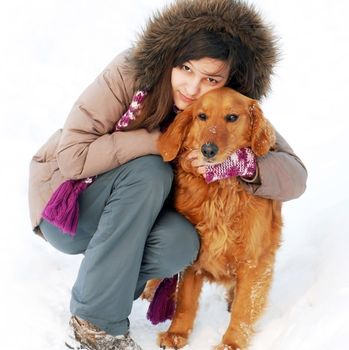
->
201, 143, 219, 159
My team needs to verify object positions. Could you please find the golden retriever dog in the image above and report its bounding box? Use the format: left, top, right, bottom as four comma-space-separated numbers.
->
156, 87, 282, 350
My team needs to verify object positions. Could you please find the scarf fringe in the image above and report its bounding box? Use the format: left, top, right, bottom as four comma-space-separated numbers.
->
42, 179, 90, 236
146, 275, 178, 325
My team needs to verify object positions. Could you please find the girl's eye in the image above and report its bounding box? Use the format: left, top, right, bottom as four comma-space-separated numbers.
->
182, 65, 191, 72
225, 114, 239, 122
198, 113, 208, 121
207, 77, 218, 84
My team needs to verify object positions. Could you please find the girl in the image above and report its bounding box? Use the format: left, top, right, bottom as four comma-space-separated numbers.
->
28, 0, 307, 349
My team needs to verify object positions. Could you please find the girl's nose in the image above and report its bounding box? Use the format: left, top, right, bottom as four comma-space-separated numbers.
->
186, 79, 200, 97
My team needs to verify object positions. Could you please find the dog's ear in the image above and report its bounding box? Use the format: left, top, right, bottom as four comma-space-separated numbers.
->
158, 106, 193, 161
250, 102, 276, 157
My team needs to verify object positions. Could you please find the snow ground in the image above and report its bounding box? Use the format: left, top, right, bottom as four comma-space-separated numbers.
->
1, 0, 348, 349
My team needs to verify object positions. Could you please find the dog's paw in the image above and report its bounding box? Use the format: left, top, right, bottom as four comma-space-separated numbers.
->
140, 288, 154, 301
158, 331, 188, 349
214, 343, 242, 350
141, 279, 161, 301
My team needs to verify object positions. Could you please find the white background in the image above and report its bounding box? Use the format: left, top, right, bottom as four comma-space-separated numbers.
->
1, 0, 348, 349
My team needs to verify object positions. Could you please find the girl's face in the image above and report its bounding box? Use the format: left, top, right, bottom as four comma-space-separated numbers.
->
171, 57, 230, 110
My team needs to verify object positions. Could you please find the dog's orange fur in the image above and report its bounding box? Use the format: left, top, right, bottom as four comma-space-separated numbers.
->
157, 87, 282, 350
141, 279, 162, 301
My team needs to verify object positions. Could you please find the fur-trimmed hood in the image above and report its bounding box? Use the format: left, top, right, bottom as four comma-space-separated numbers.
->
129, 0, 278, 100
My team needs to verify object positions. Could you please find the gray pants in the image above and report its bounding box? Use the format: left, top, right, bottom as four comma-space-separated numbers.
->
39, 155, 200, 336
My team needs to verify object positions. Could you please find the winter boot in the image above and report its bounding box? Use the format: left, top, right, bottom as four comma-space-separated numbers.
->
65, 315, 143, 350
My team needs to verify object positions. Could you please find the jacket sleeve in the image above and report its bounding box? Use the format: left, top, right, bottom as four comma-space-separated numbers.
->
56, 50, 151, 179
240, 130, 307, 202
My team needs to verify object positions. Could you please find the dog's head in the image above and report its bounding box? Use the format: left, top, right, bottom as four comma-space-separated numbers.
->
159, 87, 276, 163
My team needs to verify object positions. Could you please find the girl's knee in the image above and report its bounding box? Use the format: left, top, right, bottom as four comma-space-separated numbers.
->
144, 211, 200, 278
40, 220, 89, 255
157, 230, 199, 278
117, 155, 174, 202
165, 221, 200, 268
130, 155, 173, 191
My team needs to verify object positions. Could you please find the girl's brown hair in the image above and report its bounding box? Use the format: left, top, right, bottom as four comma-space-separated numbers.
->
127, 30, 248, 131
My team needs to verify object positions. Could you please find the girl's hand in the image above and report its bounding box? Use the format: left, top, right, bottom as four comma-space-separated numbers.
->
186, 149, 211, 175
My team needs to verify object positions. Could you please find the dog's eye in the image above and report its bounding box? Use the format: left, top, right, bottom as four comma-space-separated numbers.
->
198, 113, 208, 121
225, 114, 239, 122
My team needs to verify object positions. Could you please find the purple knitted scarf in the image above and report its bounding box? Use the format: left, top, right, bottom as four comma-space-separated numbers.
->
42, 90, 148, 235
